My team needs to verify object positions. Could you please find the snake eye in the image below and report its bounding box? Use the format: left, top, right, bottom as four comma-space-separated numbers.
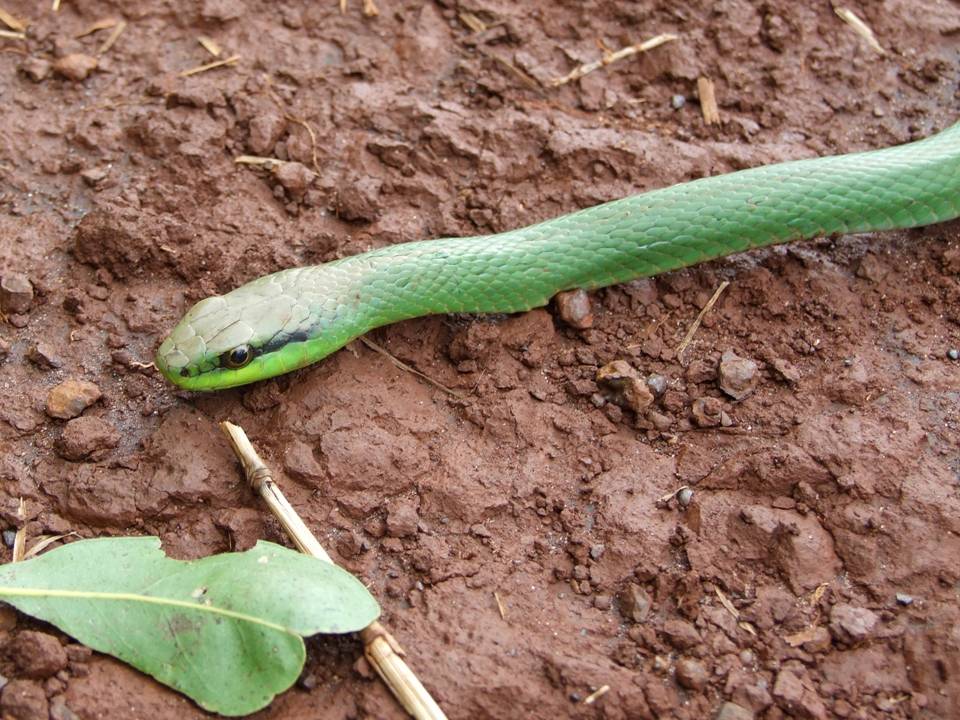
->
222, 345, 253, 369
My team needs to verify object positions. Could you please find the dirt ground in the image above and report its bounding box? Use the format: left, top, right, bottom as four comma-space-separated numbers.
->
1, 1, 959, 718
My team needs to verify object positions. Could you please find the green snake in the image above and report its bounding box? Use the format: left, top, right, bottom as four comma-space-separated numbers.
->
156, 123, 960, 391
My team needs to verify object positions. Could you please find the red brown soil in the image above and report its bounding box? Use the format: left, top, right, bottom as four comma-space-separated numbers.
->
1, 1, 960, 719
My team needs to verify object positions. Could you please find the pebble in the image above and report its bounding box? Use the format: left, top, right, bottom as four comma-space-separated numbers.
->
596, 360, 654, 413
660, 619, 701, 649
671, 94, 686, 109
554, 289, 594, 329
593, 594, 612, 610
49, 695, 81, 720
691, 396, 722, 427
385, 496, 420, 538
618, 583, 651, 622
829, 603, 879, 643
948, 349, 959, 361
282, 439, 325, 485
0, 680, 48, 720
273, 161, 315, 199
45, 380, 102, 420
57, 416, 120, 461
675, 657, 708, 690
772, 670, 828, 719
2, 531, 15, 548
0, 274, 34, 314
589, 543, 605, 560
20, 57, 51, 83
646, 373, 668, 396
715, 702, 754, 720
12, 631, 68, 679
895, 593, 914, 606
27, 342, 63, 369
248, 111, 287, 155
718, 350, 758, 400
769, 357, 801, 384
53, 53, 98, 82
677, 487, 694, 507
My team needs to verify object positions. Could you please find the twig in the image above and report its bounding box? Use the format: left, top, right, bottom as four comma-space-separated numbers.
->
0, 7, 26, 32
219, 422, 449, 720
487, 52, 542, 91
550, 33, 677, 87
96, 20, 125, 56
360, 337, 462, 398
675, 280, 729, 360
697, 77, 720, 125
583, 685, 610, 705
834, 6, 885, 55
458, 11, 486, 33
0, 28, 24, 39
493, 591, 506, 620
52, 0, 61, 12
235, 154, 286, 169
178, 54, 240, 78
362, 0, 379, 17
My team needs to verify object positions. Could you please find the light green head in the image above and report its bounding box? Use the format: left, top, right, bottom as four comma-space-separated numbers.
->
155, 267, 362, 391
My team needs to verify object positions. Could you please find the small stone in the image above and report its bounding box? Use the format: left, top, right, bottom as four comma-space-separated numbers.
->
2, 530, 15, 548
594, 594, 612, 610
719, 350, 758, 400
0, 274, 34, 314
596, 360, 654, 413
49, 696, 81, 720
675, 657, 708, 690
45, 380, 102, 420
895, 593, 914, 606
385, 496, 419, 538
800, 626, 832, 654
948, 349, 959, 361
618, 583, 652, 622
12, 631, 68, 679
589, 543, 604, 560
336, 176, 382, 222
554, 289, 593, 329
282, 440, 324, 485
772, 670, 828, 720
647, 410, 673, 431
661, 619, 701, 649
856, 253, 887, 282
691, 396, 722, 427
677, 488, 694, 507
20, 57, 51, 83
769, 357, 801, 384
646, 373, 668, 396
80, 166, 109, 186
273, 161, 315, 199
53, 54, 98, 82
247, 112, 287, 155
829, 604, 879, 644
715, 702, 754, 720
57, 416, 120, 461
27, 342, 62, 369
671, 94, 686, 109
0, 679, 48, 720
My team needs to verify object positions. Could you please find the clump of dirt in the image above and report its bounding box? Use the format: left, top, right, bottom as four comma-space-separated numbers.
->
1, 1, 959, 719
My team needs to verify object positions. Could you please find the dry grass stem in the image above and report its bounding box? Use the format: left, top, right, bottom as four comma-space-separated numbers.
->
23, 533, 74, 560
550, 33, 677, 87
52, 0, 61, 12
676, 280, 730, 359
11, 498, 26, 562
697, 76, 720, 125
284, 115, 321, 174
96, 20, 125, 56
219, 421, 449, 720
458, 11, 486, 32
360, 337, 462, 398
179, 54, 240, 78
0, 7, 26, 32
489, 53, 542, 91
834, 6, 885, 55
198, 35, 221, 57
339, 0, 347, 13
235, 154, 286, 168
493, 592, 506, 620
362, 0, 379, 17
0, 28, 24, 39
715, 587, 740, 619
583, 685, 610, 705
75, 17, 116, 37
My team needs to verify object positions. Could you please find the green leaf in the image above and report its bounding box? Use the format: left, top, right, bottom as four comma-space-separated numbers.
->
0, 537, 379, 716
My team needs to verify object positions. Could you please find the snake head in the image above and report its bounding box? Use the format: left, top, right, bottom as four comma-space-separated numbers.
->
155, 273, 316, 391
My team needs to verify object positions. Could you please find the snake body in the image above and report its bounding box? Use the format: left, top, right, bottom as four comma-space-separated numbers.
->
157, 124, 960, 391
